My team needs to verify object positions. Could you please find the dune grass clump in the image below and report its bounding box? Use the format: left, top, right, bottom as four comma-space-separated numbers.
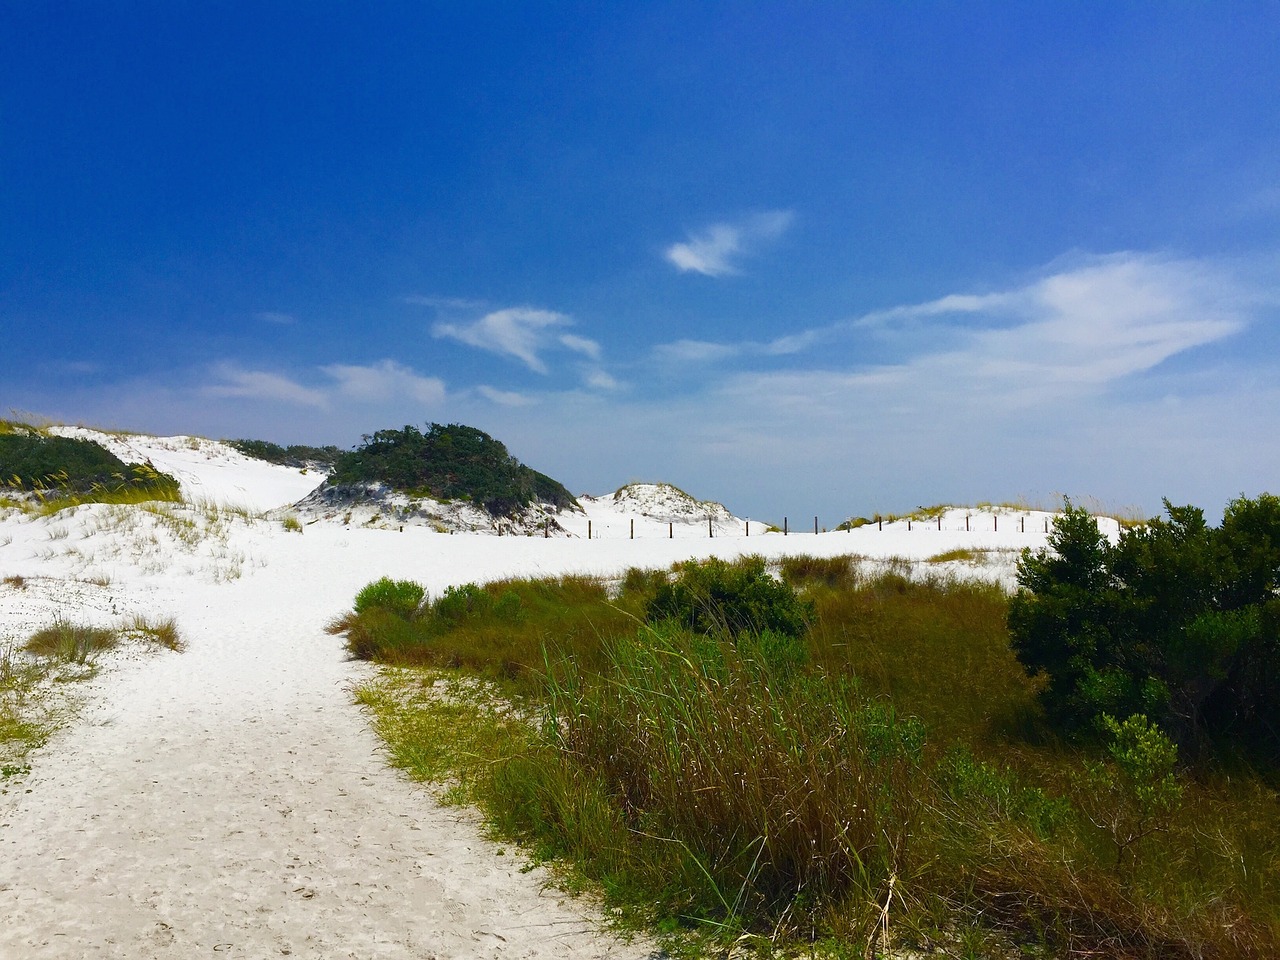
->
123, 614, 183, 651
24, 619, 118, 663
333, 574, 641, 689
539, 624, 925, 932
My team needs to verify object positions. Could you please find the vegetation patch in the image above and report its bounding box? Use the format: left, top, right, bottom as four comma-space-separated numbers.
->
24, 619, 118, 662
326, 423, 577, 517
226, 438, 342, 469
0, 431, 180, 511
1009, 495, 1280, 755
334, 547, 1280, 958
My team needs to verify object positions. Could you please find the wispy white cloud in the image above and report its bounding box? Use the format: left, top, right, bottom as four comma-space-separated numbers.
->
201, 359, 447, 411
433, 306, 605, 376
320, 360, 445, 406
651, 330, 819, 365
476, 385, 536, 407
664, 210, 794, 277
559, 333, 602, 360
858, 252, 1248, 396
583, 368, 619, 390
202, 363, 329, 408
257, 311, 297, 325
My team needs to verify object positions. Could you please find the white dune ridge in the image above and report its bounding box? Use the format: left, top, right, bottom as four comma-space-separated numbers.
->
0, 428, 1072, 958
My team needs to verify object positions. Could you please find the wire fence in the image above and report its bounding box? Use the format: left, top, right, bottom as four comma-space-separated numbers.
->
554, 511, 1116, 540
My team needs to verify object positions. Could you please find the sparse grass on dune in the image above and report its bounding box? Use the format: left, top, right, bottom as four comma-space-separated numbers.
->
1, 612, 185, 773
122, 614, 184, 651
336, 554, 1280, 958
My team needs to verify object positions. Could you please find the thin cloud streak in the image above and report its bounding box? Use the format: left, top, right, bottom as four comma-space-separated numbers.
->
664, 210, 794, 277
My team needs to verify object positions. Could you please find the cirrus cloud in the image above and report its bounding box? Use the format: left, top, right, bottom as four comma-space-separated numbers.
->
664, 210, 795, 277
432, 306, 603, 375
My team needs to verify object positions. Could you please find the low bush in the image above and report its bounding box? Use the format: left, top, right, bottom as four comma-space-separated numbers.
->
778, 553, 860, 589
227, 438, 341, 468
353, 577, 425, 619
645, 555, 813, 640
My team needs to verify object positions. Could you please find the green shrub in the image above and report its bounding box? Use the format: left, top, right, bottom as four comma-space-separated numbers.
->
353, 577, 425, 619
645, 556, 813, 641
432, 582, 493, 624
1082, 713, 1183, 875
1009, 495, 1280, 753
338, 607, 424, 661
778, 553, 859, 589
227, 438, 341, 468
0, 433, 180, 505
618, 565, 670, 602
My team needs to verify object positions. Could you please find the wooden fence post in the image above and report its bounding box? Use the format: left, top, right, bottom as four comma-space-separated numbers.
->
815, 516, 819, 535
588, 520, 592, 540
784, 517, 788, 536
630, 518, 634, 540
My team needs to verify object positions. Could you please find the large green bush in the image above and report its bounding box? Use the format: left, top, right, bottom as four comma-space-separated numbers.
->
328, 423, 577, 517
1009, 496, 1280, 751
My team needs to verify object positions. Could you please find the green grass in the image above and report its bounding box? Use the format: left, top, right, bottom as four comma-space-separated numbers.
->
335, 555, 1280, 958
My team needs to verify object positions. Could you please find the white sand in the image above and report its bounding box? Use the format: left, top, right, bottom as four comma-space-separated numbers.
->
0, 432, 1078, 959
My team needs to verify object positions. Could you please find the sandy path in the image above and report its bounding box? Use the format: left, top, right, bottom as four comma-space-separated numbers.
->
0, 556, 656, 960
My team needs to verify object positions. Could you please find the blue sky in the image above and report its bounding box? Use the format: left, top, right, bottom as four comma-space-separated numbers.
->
4, 3, 1279, 522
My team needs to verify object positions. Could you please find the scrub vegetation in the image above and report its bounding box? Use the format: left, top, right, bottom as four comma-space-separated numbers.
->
0, 423, 180, 512
226, 438, 342, 469
335, 502, 1280, 960
326, 423, 578, 517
